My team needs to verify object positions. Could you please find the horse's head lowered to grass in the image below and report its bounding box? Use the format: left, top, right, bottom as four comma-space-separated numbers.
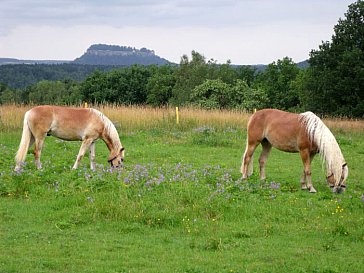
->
327, 163, 349, 193
108, 147, 125, 168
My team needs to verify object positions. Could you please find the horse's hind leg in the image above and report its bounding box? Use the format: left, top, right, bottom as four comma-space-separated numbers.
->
241, 142, 259, 179
29, 135, 35, 150
33, 134, 46, 169
259, 140, 272, 180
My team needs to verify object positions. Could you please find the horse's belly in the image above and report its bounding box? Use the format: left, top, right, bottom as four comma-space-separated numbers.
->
274, 145, 299, 153
267, 138, 299, 153
48, 129, 83, 141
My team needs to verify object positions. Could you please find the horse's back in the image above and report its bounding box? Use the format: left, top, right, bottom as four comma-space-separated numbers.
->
247, 109, 306, 152
248, 109, 300, 133
27, 105, 100, 140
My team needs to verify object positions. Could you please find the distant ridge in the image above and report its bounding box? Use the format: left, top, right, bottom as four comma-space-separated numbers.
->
73, 44, 170, 65
0, 44, 309, 68
0, 58, 70, 65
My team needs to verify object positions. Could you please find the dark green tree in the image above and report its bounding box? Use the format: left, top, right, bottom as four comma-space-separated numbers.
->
80, 70, 108, 103
80, 65, 151, 104
146, 66, 176, 106
172, 51, 210, 105
255, 57, 300, 110
0, 82, 8, 103
28, 80, 66, 104
27, 80, 82, 105
304, 0, 364, 117
116, 65, 150, 104
190, 79, 233, 109
0, 82, 23, 104
233, 80, 269, 111
211, 60, 238, 85
236, 66, 257, 86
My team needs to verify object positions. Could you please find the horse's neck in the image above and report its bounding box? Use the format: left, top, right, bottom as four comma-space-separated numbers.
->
101, 127, 121, 153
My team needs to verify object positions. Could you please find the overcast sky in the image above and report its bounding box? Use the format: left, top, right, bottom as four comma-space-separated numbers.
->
0, 0, 355, 64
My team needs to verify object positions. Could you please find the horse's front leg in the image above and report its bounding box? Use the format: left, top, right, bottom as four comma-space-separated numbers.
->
300, 150, 316, 193
89, 142, 96, 171
300, 172, 308, 190
306, 171, 316, 193
73, 138, 93, 170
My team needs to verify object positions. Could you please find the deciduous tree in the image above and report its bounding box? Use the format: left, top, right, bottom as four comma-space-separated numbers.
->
304, 0, 364, 117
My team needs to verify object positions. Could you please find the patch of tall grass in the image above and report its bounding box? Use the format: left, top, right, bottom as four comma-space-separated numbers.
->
1, 104, 363, 132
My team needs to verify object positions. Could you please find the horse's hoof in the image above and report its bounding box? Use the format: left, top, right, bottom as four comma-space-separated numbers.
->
309, 187, 317, 193
332, 187, 345, 194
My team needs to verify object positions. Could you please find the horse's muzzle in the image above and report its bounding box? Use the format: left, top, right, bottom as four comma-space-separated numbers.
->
331, 185, 346, 193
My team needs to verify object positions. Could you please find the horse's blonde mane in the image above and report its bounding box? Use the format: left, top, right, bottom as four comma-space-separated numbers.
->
299, 111, 345, 183
91, 108, 122, 150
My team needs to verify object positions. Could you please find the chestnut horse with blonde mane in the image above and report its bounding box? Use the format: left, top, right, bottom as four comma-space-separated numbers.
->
15, 105, 125, 171
241, 109, 348, 193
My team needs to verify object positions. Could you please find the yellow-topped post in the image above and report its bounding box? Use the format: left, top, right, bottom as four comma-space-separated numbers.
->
176, 107, 179, 124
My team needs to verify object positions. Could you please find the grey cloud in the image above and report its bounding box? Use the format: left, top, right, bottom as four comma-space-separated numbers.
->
0, 0, 353, 35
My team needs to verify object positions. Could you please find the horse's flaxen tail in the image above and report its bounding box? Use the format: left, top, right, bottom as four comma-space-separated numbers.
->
15, 111, 33, 170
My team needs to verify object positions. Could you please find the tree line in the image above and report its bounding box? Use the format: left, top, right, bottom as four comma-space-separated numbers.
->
0, 0, 363, 117
0, 56, 304, 110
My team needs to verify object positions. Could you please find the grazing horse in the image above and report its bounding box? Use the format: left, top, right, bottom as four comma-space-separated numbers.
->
240, 109, 348, 193
15, 105, 125, 171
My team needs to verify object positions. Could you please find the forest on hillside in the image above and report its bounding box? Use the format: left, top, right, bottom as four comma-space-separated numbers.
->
0, 1, 363, 117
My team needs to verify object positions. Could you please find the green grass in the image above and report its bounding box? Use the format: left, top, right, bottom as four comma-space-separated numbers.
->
0, 125, 363, 273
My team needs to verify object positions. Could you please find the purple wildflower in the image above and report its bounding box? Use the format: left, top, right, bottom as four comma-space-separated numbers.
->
193, 126, 215, 133
270, 181, 280, 190
124, 177, 131, 184
157, 174, 165, 184
84, 172, 91, 180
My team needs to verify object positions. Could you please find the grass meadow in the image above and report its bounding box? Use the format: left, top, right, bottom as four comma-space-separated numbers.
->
0, 105, 363, 273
